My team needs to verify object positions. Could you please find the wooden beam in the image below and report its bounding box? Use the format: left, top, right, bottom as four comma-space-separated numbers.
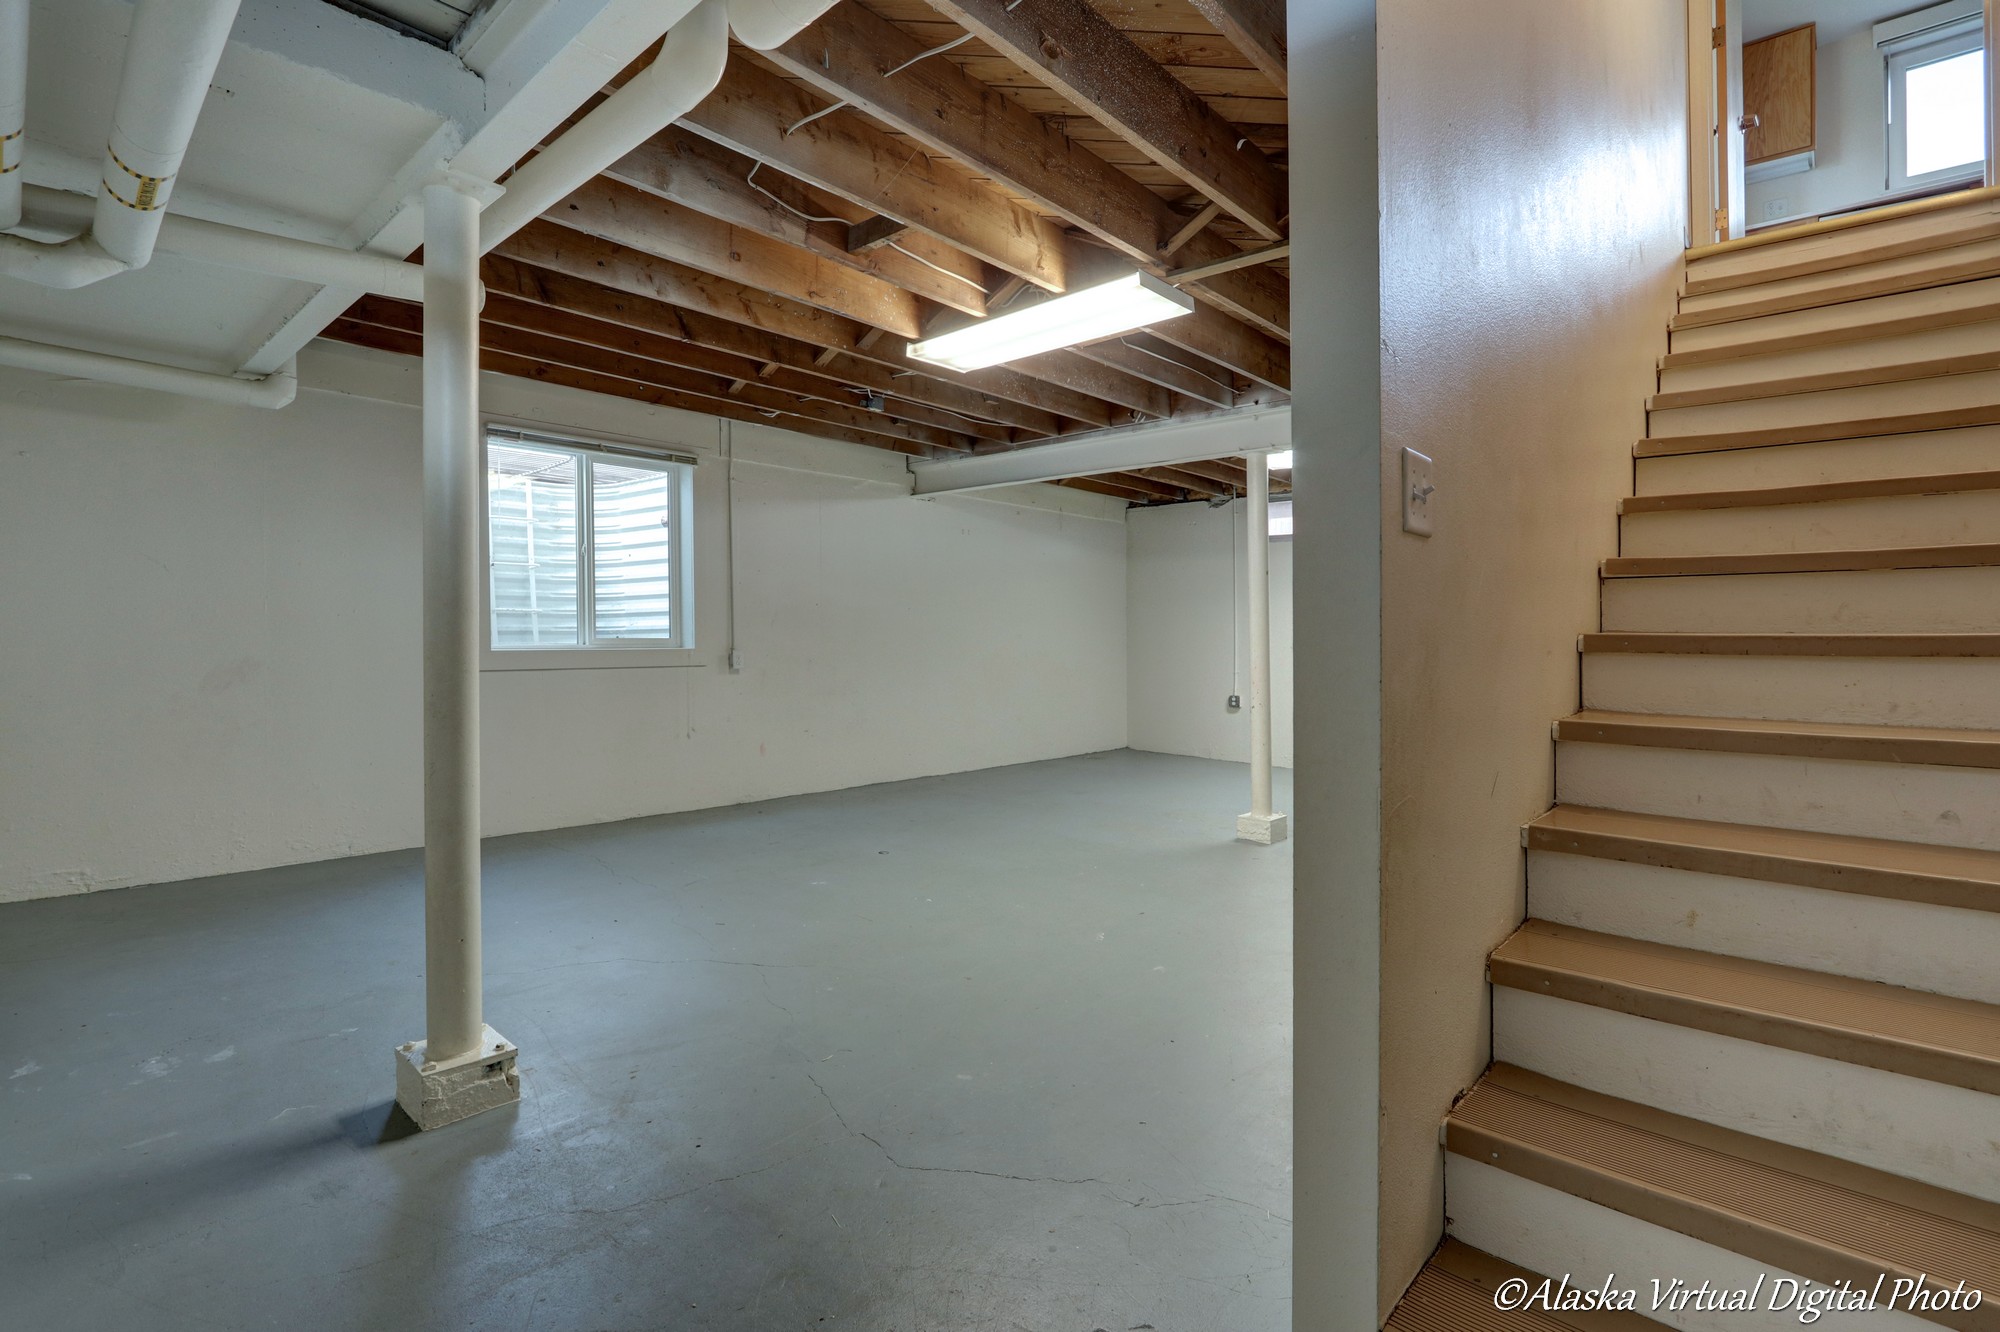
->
1189, 0, 1288, 94
548, 177, 926, 339
1162, 201, 1223, 258
1092, 470, 1189, 501
603, 128, 989, 317
924, 0, 1286, 240
1168, 239, 1292, 285
677, 55, 1069, 292
493, 223, 1117, 427
1056, 475, 1148, 503
1007, 350, 1170, 419
1152, 303, 1290, 393
322, 318, 934, 457
764, 3, 1288, 340
1135, 465, 1230, 498
1071, 336, 1234, 409
339, 298, 977, 454
847, 215, 909, 254
481, 254, 1052, 437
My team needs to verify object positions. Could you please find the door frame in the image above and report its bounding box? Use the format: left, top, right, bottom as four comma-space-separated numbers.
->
1687, 0, 2000, 247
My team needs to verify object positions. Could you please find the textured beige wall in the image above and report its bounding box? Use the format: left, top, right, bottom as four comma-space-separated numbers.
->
1374, 0, 1689, 1313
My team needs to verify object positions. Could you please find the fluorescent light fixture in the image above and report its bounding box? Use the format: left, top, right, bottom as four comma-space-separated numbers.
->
906, 271, 1195, 372
1264, 449, 1293, 470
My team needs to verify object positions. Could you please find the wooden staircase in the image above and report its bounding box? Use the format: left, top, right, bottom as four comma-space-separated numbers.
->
1392, 193, 2000, 1329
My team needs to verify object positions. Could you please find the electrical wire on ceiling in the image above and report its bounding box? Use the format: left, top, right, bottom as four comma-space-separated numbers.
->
1118, 336, 1233, 393
745, 163, 986, 295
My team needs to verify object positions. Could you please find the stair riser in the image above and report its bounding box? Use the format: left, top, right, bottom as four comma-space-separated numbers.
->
1527, 851, 2000, 1004
1495, 991, 2000, 1205
1621, 490, 2000, 557
1647, 369, 2000, 440
1601, 566, 2000, 633
1556, 741, 2000, 850
1581, 653, 2000, 729
1658, 321, 2000, 396
1668, 274, 2000, 358
1442, 1159, 1935, 1332
1675, 236, 2000, 330
1635, 427, 2000, 495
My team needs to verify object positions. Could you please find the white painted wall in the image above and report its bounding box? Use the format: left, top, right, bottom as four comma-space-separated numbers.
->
0, 340, 1129, 902
1125, 500, 1294, 768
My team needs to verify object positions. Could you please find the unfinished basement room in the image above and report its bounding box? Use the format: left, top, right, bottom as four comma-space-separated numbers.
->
0, 0, 1296, 1328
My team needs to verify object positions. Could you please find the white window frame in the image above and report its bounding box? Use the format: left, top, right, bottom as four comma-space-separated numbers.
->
1883, 9, 1990, 193
480, 426, 700, 672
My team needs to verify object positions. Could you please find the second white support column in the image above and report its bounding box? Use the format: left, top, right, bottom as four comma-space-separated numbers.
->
1237, 453, 1289, 845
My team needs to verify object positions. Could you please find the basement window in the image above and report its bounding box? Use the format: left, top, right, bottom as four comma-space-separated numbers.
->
483, 429, 696, 668
1882, 6, 1989, 192
1269, 499, 1294, 540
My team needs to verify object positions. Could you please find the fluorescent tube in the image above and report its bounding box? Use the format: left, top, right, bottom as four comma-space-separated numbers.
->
906, 271, 1195, 372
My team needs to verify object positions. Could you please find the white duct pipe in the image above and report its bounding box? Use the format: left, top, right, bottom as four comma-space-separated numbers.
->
19, 183, 425, 299
725, 0, 843, 50
0, 0, 26, 232
0, 0, 241, 287
478, 0, 726, 253
0, 332, 296, 407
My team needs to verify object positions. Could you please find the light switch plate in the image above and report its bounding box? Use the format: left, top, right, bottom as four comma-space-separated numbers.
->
1401, 447, 1435, 536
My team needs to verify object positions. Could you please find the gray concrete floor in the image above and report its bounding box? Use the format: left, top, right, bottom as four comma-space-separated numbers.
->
1, 750, 1292, 1332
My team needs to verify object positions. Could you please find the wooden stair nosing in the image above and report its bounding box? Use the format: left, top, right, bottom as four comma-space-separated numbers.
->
1660, 295, 2000, 370
1601, 543, 2000, 577
1619, 470, 2000, 515
1682, 213, 2000, 297
1670, 250, 2000, 332
1445, 1064, 2000, 1332
1648, 350, 2000, 411
1388, 1240, 1670, 1331
1489, 919, 2000, 1095
1527, 803, 2000, 913
1579, 631, 2000, 656
1554, 708, 2000, 771
1634, 403, 2000, 458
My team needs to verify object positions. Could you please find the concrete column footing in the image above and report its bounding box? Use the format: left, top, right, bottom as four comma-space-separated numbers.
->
1236, 811, 1290, 845
394, 1024, 520, 1130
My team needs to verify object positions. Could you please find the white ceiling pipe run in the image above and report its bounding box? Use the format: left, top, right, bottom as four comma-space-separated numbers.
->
476, 0, 721, 253
0, 0, 243, 288
19, 183, 425, 300
0, 0, 25, 232
0, 333, 296, 408
724, 0, 844, 49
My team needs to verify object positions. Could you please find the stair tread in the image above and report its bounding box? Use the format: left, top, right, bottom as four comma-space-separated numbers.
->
1556, 708, 2000, 768
1446, 1063, 2000, 1329
1387, 1240, 1667, 1331
1634, 404, 2000, 458
1659, 288, 2000, 370
1683, 207, 2000, 297
1621, 469, 2000, 514
1493, 919, 2000, 1085
1579, 632, 2000, 655
1602, 543, 2000, 577
1670, 242, 2000, 331
1650, 350, 2000, 411
1529, 803, 2000, 898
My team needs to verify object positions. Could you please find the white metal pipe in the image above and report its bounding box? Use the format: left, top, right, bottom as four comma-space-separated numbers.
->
0, 332, 295, 406
477, 0, 727, 253
18, 184, 425, 299
1246, 458, 1274, 819
421, 179, 486, 1064
91, 0, 243, 267
0, 0, 26, 232
724, 0, 842, 50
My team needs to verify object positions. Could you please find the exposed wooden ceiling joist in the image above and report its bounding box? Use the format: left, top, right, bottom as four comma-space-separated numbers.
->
922, 0, 1286, 240
758, 2, 1289, 341
1188, 0, 1288, 94
1071, 335, 1233, 409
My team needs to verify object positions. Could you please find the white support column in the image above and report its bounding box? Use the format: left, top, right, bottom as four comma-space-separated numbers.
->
394, 177, 520, 1131
1237, 454, 1289, 845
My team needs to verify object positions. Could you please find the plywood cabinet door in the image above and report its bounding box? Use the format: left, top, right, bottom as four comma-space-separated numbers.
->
1744, 23, 1816, 163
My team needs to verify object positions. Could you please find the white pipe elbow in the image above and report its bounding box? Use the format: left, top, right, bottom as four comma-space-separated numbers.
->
725, 0, 842, 50
477, 0, 730, 253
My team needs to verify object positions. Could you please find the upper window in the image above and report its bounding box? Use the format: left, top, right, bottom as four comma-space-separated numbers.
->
1885, 14, 1988, 192
484, 430, 694, 656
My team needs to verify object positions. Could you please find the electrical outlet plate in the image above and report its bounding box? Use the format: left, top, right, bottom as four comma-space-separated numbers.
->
1402, 447, 1435, 536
